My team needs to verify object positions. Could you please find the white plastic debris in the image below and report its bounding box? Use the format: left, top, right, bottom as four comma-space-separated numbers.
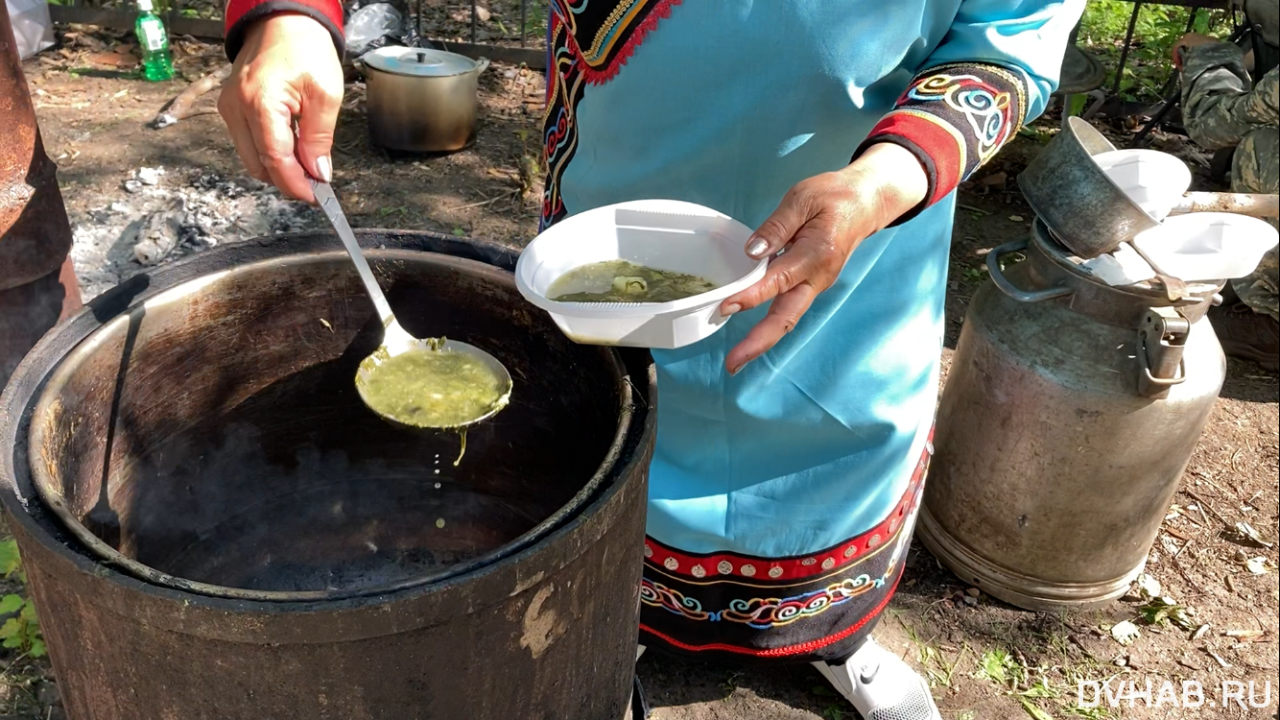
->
1135, 573, 1162, 601
1080, 243, 1157, 286
6, 0, 55, 60
137, 167, 166, 186
1245, 557, 1272, 575
1110, 620, 1141, 645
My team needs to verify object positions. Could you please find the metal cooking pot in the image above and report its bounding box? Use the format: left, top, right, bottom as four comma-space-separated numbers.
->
1018, 117, 1160, 259
362, 47, 490, 153
0, 230, 655, 720
1019, 118, 1279, 264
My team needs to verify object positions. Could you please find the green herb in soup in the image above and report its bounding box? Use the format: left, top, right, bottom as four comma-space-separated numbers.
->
356, 348, 510, 429
548, 260, 718, 303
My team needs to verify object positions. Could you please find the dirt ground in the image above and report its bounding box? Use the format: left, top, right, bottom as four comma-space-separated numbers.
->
2, 25, 1277, 720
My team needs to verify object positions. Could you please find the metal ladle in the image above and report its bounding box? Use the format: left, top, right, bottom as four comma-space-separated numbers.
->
311, 180, 512, 428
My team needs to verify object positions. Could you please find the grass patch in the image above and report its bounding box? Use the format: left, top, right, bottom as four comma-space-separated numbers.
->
0, 539, 45, 660
1078, 0, 1233, 102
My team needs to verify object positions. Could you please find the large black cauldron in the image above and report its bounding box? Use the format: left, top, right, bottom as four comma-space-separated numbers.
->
0, 230, 655, 720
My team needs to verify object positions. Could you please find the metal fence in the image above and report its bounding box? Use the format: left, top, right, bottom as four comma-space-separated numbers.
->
48, 0, 548, 68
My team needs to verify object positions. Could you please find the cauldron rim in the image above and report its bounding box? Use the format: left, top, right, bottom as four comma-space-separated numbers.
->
2, 230, 655, 627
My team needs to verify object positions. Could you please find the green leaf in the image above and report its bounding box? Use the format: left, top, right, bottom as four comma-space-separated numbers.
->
30, 637, 47, 658
1139, 602, 1171, 625
1168, 606, 1197, 631
1020, 678, 1060, 699
0, 593, 25, 615
975, 648, 1017, 685
811, 685, 836, 697
1138, 595, 1190, 628
0, 538, 21, 577
0, 617, 23, 640
1019, 696, 1055, 720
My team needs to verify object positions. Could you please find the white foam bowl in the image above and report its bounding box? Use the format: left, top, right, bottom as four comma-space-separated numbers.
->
515, 199, 767, 349
1132, 212, 1279, 281
1093, 149, 1193, 221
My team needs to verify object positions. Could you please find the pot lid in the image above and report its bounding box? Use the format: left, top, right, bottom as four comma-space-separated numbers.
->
362, 46, 480, 77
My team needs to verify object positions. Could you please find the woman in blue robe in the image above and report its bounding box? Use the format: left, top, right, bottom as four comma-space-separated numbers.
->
219, 0, 1083, 714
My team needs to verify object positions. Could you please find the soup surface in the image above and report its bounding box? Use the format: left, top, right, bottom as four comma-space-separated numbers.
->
548, 260, 718, 303
357, 347, 510, 429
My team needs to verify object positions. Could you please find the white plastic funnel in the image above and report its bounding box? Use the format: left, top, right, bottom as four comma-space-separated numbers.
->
1094, 149, 1193, 221
1132, 212, 1279, 282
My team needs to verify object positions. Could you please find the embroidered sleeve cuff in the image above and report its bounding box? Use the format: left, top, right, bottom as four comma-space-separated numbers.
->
854, 63, 1029, 222
224, 0, 345, 62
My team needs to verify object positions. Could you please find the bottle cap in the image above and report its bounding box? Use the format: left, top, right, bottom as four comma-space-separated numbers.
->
138, 0, 153, 11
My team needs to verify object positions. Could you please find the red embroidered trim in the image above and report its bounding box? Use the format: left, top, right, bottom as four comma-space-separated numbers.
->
224, 0, 342, 39
563, 0, 683, 85
644, 436, 932, 583
639, 574, 902, 658
864, 112, 963, 206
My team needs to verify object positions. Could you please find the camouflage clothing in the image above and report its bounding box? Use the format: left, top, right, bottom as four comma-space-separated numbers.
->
1181, 43, 1279, 320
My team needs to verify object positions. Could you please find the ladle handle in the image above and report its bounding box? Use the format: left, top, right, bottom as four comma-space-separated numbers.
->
312, 180, 396, 324
1127, 241, 1188, 302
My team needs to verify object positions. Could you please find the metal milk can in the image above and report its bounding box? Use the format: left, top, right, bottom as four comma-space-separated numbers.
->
918, 220, 1226, 612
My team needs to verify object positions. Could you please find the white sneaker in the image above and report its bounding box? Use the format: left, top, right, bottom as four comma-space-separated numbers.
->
812, 637, 942, 720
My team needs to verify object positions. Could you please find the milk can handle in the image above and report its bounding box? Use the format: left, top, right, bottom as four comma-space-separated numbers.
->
986, 240, 1073, 304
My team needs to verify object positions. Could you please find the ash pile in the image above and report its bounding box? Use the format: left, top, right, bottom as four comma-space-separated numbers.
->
70, 167, 326, 300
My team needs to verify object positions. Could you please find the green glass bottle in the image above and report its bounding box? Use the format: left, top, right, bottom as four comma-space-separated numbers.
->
135, 0, 174, 82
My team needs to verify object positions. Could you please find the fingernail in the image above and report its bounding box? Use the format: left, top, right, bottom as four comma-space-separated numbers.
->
728, 363, 743, 376
316, 155, 333, 183
722, 303, 740, 316
746, 236, 770, 258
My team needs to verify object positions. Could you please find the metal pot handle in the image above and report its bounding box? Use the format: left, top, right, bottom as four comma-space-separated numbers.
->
473, 57, 491, 75
986, 240, 1073, 304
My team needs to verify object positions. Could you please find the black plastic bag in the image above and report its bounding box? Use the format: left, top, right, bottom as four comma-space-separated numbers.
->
344, 0, 427, 57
